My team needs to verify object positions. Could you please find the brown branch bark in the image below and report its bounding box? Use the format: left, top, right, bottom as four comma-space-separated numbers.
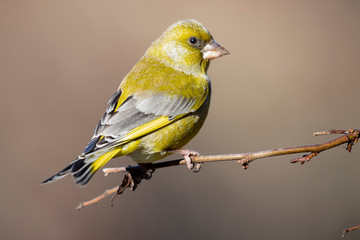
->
76, 129, 359, 210
343, 225, 360, 237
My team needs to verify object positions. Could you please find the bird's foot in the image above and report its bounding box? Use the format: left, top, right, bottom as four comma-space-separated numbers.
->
110, 164, 154, 206
127, 163, 154, 190
171, 149, 201, 172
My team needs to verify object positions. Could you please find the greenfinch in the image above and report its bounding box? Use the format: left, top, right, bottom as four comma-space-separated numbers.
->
42, 19, 229, 186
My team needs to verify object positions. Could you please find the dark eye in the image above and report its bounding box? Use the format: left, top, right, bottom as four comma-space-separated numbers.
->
188, 37, 198, 45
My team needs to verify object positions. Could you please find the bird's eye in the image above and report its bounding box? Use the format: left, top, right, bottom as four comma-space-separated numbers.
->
188, 37, 198, 45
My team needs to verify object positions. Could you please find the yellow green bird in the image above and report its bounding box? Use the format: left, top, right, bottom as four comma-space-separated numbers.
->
42, 19, 229, 186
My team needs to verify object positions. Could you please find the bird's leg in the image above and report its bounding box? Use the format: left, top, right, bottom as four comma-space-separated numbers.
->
170, 149, 201, 172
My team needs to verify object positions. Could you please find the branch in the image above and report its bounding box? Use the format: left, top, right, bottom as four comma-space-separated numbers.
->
76, 129, 359, 210
343, 225, 360, 237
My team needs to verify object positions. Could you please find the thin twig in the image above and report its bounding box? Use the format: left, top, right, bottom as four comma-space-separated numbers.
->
76, 129, 359, 210
342, 225, 360, 237
76, 186, 119, 210
313, 129, 350, 136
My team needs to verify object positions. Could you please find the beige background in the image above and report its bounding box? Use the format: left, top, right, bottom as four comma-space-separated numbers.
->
1, 0, 360, 239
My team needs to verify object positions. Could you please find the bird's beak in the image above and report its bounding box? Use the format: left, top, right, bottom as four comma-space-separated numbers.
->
202, 40, 230, 60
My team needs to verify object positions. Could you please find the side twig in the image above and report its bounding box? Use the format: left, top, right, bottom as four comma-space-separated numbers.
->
76, 129, 359, 210
343, 225, 360, 237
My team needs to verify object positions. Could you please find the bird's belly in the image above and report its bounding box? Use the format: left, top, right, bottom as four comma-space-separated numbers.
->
128, 113, 205, 163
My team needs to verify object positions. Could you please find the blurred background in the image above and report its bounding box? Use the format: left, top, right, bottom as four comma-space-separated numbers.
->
1, 0, 359, 239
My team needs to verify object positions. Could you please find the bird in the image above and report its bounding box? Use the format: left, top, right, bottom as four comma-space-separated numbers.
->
42, 19, 229, 186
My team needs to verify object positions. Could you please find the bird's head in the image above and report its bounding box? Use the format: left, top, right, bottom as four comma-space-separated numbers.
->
146, 19, 229, 76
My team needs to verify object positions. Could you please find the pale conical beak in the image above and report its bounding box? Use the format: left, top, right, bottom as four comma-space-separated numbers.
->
202, 40, 230, 60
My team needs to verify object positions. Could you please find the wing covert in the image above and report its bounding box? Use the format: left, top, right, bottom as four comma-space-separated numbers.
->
82, 89, 200, 156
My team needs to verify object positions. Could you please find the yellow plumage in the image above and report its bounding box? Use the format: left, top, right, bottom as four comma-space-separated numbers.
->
42, 19, 229, 186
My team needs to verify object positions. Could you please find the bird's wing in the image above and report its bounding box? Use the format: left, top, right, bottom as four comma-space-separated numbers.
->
82, 89, 202, 156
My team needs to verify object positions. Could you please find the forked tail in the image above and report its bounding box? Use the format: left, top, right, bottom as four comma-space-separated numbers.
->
42, 148, 122, 186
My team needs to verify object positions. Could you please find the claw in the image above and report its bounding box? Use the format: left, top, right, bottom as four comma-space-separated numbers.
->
193, 163, 201, 172
170, 149, 201, 172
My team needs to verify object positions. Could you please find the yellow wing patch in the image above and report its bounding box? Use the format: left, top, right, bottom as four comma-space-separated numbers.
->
118, 114, 186, 145
114, 91, 131, 112
89, 115, 179, 174
90, 148, 122, 174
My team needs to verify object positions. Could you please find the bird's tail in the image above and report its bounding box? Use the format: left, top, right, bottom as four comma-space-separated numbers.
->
42, 148, 122, 186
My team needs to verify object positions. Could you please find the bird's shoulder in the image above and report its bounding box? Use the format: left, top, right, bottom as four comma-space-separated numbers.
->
120, 55, 210, 100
